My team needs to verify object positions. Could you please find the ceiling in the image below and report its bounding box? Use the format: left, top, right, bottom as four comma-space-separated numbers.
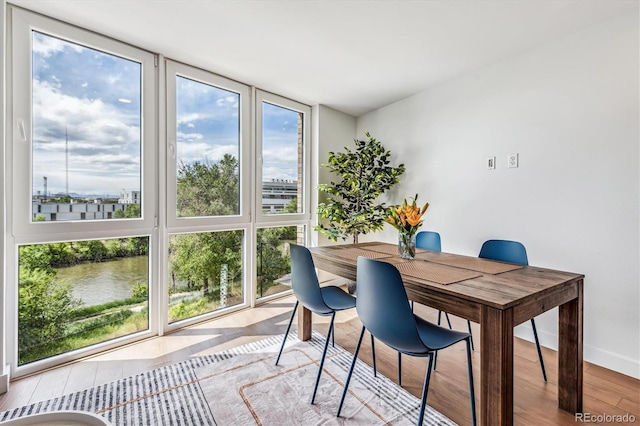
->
9, 0, 637, 117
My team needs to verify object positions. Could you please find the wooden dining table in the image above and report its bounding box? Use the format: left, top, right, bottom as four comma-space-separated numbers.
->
302, 242, 584, 426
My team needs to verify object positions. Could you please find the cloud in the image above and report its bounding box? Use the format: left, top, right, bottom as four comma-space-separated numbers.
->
32, 79, 141, 195
32, 31, 83, 57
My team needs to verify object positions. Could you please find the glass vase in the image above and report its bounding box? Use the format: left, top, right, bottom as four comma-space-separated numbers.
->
398, 232, 416, 259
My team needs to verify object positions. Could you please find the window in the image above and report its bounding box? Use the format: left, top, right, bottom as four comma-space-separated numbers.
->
7, 7, 312, 378
257, 94, 309, 219
166, 61, 250, 229
17, 238, 149, 365
255, 92, 310, 300
256, 225, 304, 300
9, 7, 156, 374
167, 230, 244, 323
165, 61, 250, 328
29, 32, 142, 223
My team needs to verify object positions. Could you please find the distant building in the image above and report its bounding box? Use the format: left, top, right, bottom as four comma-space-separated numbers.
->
261, 180, 298, 213
119, 190, 140, 204
32, 182, 295, 220
32, 201, 126, 221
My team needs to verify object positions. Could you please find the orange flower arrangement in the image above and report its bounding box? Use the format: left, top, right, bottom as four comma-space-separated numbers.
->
386, 195, 429, 259
386, 194, 429, 236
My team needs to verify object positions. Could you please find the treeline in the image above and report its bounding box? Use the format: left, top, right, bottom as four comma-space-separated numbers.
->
20, 237, 148, 270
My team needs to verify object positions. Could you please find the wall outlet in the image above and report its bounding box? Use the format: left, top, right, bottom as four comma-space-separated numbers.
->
508, 153, 519, 168
487, 156, 496, 170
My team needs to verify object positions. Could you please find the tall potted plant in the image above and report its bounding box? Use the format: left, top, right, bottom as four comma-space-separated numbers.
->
315, 131, 405, 244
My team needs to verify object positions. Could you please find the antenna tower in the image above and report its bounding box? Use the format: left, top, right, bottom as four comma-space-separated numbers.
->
66, 126, 69, 196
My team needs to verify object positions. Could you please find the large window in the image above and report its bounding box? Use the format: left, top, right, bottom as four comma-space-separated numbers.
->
166, 61, 250, 229
165, 61, 251, 329
174, 76, 240, 218
9, 8, 157, 375
167, 231, 244, 323
29, 31, 142, 223
17, 238, 149, 365
255, 92, 310, 300
7, 7, 311, 378
256, 92, 309, 219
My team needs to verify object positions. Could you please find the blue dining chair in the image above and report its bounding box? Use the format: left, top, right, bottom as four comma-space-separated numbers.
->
337, 257, 476, 426
479, 239, 547, 382
415, 231, 474, 350
275, 243, 358, 403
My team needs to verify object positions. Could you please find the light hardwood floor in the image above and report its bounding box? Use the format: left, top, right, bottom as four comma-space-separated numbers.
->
1, 290, 638, 425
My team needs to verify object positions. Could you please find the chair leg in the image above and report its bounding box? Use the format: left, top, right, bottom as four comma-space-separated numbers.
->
437, 311, 453, 329
417, 353, 435, 426
275, 301, 298, 365
332, 322, 335, 347
530, 318, 547, 382
444, 312, 452, 329
398, 352, 402, 386
371, 334, 377, 377
467, 320, 475, 351
465, 337, 477, 426
337, 326, 366, 417
311, 312, 335, 404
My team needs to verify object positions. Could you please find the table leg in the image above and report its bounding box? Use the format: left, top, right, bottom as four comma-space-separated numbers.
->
481, 305, 514, 426
298, 305, 312, 341
558, 279, 584, 414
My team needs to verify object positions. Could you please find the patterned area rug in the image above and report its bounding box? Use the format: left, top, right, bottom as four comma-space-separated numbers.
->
0, 332, 456, 425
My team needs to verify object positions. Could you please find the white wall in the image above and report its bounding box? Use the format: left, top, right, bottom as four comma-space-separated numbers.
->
356, 11, 639, 378
311, 105, 357, 284
311, 105, 357, 248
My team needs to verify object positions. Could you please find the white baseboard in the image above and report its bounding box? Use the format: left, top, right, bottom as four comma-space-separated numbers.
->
515, 324, 640, 380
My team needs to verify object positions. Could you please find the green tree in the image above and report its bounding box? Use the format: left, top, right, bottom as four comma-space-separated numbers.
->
284, 197, 298, 214
177, 154, 239, 217
74, 240, 109, 262
18, 267, 82, 356
315, 131, 405, 243
20, 243, 76, 270
256, 227, 291, 293
125, 237, 148, 256
171, 155, 242, 293
169, 231, 242, 295
114, 203, 141, 219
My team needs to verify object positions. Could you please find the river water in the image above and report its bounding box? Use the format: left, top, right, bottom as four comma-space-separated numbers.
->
54, 256, 149, 307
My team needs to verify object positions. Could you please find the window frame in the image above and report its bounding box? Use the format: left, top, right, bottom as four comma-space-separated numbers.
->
7, 7, 158, 377
4, 6, 315, 378
254, 90, 311, 225
165, 60, 251, 230
10, 7, 157, 237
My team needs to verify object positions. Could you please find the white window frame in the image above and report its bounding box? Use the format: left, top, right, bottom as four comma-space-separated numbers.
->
255, 90, 311, 225
10, 7, 157, 238
164, 60, 252, 331
165, 60, 251, 229
7, 7, 158, 377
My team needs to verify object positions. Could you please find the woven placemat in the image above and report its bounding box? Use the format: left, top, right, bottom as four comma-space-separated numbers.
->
394, 261, 482, 285
331, 247, 391, 261
427, 255, 523, 274
363, 243, 425, 256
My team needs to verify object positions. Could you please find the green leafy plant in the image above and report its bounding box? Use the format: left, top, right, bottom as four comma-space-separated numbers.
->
315, 131, 405, 243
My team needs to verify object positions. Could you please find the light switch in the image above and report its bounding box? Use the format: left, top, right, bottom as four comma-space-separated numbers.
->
487, 156, 496, 170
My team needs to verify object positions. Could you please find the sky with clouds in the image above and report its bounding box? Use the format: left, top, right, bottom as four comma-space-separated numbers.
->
32, 31, 300, 198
